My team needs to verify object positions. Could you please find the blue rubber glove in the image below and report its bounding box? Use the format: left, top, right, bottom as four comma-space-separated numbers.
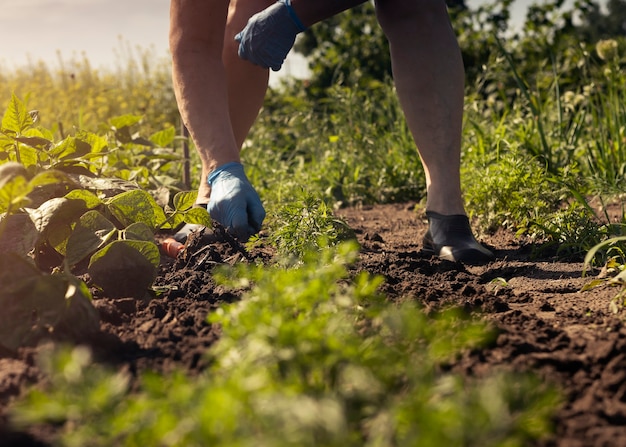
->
235, 0, 306, 72
207, 162, 266, 240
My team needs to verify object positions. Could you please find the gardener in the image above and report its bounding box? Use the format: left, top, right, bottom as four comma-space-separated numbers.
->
169, 0, 494, 263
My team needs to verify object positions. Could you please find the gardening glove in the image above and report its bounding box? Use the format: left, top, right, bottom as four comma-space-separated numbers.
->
207, 162, 266, 241
235, 0, 307, 72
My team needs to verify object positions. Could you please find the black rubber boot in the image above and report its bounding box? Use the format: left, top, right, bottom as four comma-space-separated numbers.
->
422, 211, 494, 264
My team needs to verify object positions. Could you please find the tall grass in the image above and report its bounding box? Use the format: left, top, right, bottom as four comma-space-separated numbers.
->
581, 40, 626, 194
459, 33, 626, 259
0, 44, 178, 138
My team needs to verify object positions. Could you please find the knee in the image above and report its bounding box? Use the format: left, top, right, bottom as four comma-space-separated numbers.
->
225, 0, 274, 40
223, 0, 274, 62
375, 0, 449, 34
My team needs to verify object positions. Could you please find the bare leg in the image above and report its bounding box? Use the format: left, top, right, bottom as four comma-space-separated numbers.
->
290, 0, 368, 27
170, 0, 240, 205
375, 0, 493, 262
224, 0, 273, 149
375, 0, 466, 216
171, 0, 272, 206
190, 0, 272, 205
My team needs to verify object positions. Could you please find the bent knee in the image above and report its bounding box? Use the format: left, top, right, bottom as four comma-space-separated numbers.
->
225, 0, 274, 38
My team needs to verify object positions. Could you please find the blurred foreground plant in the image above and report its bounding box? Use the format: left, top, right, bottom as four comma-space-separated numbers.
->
12, 242, 561, 447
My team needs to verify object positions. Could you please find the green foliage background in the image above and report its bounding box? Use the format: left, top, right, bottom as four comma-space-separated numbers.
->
4, 1, 626, 443
3, 0, 626, 267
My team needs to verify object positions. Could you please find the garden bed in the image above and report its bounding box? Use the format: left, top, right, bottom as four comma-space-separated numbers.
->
1, 203, 625, 446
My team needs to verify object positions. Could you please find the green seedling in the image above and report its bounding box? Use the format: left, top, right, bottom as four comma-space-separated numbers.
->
583, 236, 626, 313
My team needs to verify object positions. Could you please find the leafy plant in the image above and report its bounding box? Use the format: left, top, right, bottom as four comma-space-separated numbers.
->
461, 139, 565, 234
0, 164, 100, 353
10, 243, 560, 446
0, 95, 211, 350
263, 189, 355, 258
528, 205, 607, 259
582, 234, 626, 312
0, 255, 99, 353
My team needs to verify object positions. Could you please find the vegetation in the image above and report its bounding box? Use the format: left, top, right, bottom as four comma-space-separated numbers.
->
3, 0, 626, 444
0, 94, 211, 351
11, 243, 560, 446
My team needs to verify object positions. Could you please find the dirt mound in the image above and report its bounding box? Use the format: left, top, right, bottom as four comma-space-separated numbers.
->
2, 204, 625, 446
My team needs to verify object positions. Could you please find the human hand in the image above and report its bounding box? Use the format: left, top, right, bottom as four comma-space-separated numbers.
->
207, 162, 266, 240
235, 0, 306, 72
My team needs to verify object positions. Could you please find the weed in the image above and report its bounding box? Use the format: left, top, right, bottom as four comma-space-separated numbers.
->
461, 141, 564, 234
582, 235, 626, 312
262, 189, 355, 258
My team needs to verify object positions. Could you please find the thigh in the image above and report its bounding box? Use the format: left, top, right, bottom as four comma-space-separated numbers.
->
171, 0, 230, 42
226, 0, 275, 35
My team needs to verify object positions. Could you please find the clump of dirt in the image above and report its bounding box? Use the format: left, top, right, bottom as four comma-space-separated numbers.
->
2, 205, 626, 446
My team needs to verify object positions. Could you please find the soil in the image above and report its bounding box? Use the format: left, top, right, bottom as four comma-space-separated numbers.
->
2, 203, 626, 447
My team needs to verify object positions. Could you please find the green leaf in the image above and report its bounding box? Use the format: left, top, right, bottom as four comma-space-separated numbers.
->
26, 197, 88, 235
58, 274, 100, 341
16, 144, 38, 168
0, 255, 57, 351
51, 164, 96, 178
584, 236, 626, 273
610, 269, 626, 285
580, 278, 607, 291
75, 130, 107, 154
106, 189, 167, 229
168, 213, 185, 230
48, 136, 91, 160
73, 176, 139, 194
173, 191, 197, 212
65, 211, 117, 266
15, 135, 53, 151
124, 239, 160, 268
0, 265, 98, 352
1, 94, 32, 136
0, 175, 31, 213
48, 223, 73, 257
28, 169, 75, 190
0, 132, 13, 152
114, 127, 139, 145
150, 127, 176, 147
88, 240, 159, 298
183, 206, 212, 226
0, 252, 41, 292
123, 222, 154, 242
0, 162, 28, 188
0, 275, 63, 352
109, 114, 143, 130
0, 213, 39, 254
64, 189, 102, 209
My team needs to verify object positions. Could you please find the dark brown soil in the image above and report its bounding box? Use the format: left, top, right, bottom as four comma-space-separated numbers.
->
2, 203, 626, 446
